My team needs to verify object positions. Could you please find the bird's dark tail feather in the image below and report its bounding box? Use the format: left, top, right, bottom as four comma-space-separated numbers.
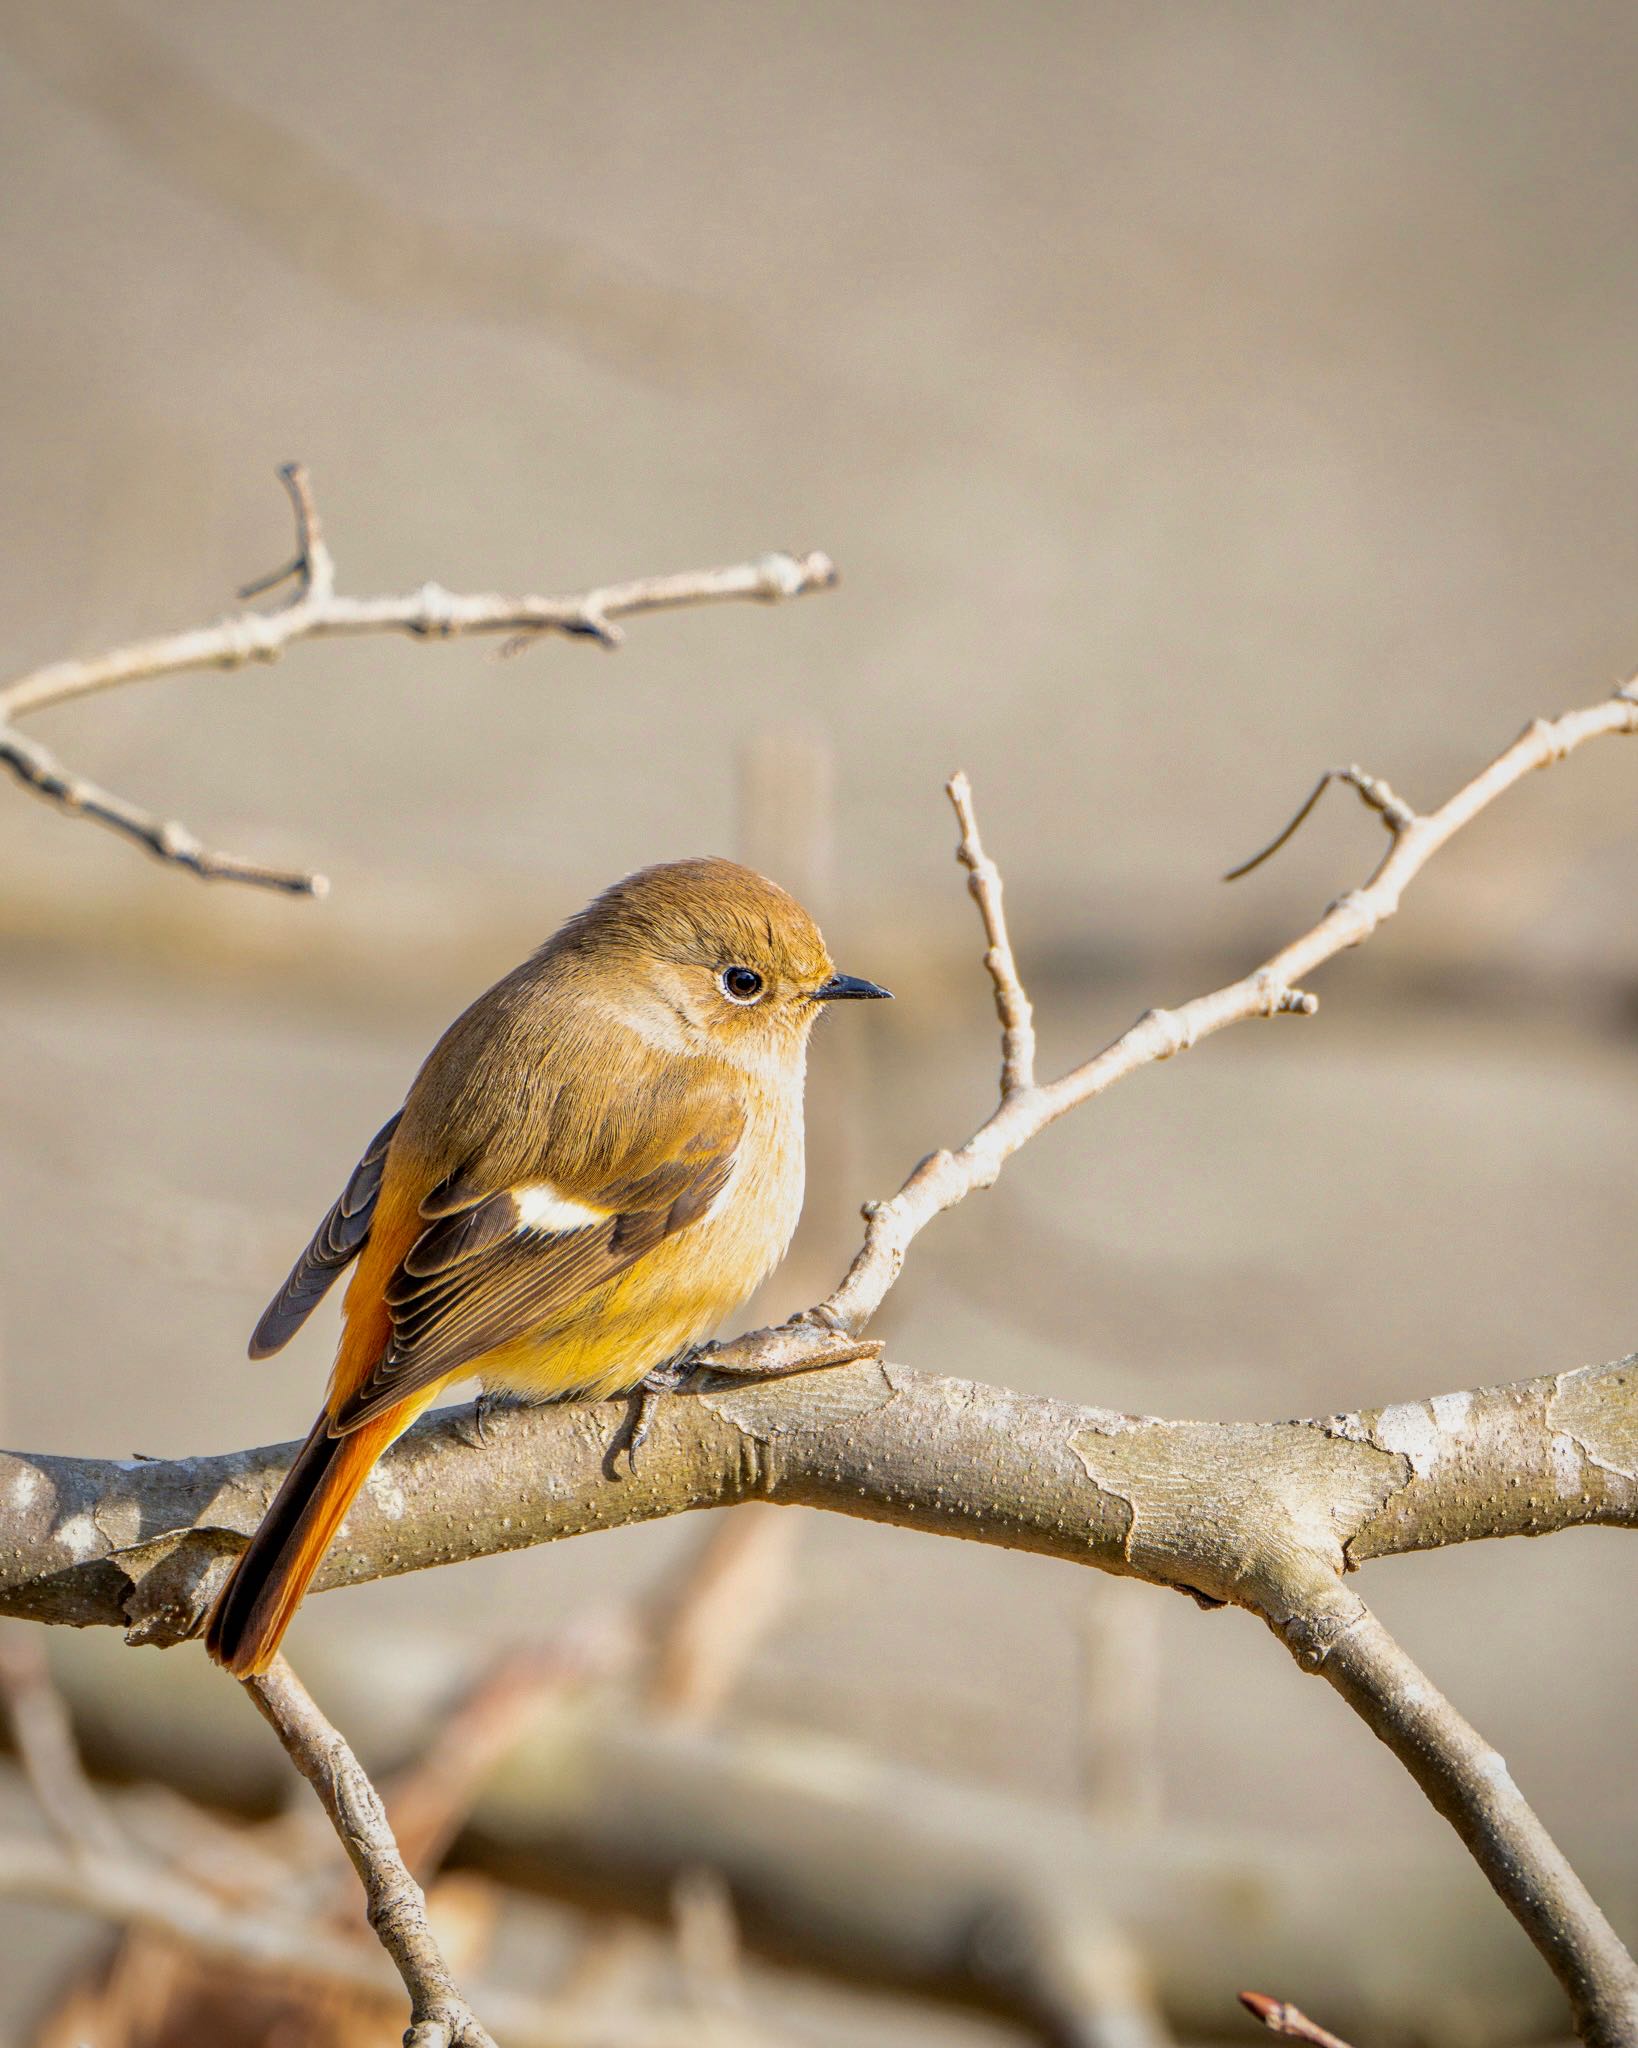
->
204, 1407, 402, 1677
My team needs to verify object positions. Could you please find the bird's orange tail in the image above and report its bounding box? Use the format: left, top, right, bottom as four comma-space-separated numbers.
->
204, 1405, 412, 1677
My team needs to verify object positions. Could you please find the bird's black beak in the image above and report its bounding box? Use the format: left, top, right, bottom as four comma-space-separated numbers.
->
813, 973, 893, 1002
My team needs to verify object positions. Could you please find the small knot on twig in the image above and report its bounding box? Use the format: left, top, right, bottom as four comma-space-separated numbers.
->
755, 550, 837, 600
1253, 973, 1319, 1018
1142, 1006, 1196, 1058
215, 611, 286, 670
1322, 889, 1379, 945
1337, 763, 1415, 831
410, 583, 458, 638
1238, 1991, 1354, 2048
1523, 715, 1572, 764
567, 605, 623, 647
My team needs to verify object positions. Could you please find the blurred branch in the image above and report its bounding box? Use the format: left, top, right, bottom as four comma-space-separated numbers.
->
382, 1629, 631, 1879
0, 462, 836, 892
0, 1835, 762, 2048
0, 1625, 125, 1858
1238, 1992, 1354, 2048
39, 1636, 1625, 2046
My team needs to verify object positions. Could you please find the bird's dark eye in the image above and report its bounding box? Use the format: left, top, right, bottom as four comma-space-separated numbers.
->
719, 965, 765, 1004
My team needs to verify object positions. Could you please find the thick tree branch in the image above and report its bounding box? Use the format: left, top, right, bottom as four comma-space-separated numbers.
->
0, 462, 837, 891
7, 1353, 1633, 2036
3, 1354, 1632, 1638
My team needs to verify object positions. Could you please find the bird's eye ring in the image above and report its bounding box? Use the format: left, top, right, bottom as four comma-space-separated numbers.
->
719, 965, 765, 1004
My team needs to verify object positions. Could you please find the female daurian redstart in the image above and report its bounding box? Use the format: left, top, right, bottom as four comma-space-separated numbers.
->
205, 858, 889, 1677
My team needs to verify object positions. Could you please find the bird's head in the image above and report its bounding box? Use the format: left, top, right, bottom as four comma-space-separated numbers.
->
559, 856, 890, 1067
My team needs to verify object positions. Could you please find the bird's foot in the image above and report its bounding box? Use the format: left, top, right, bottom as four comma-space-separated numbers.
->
607, 1319, 880, 1479
607, 1343, 723, 1476
453, 1386, 513, 1450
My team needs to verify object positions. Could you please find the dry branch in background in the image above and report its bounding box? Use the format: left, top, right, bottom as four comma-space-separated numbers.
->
29, 1630, 1626, 2047
0, 462, 836, 892
1, 1533, 809, 2048
1238, 1992, 1354, 2048
4, 595, 1638, 2041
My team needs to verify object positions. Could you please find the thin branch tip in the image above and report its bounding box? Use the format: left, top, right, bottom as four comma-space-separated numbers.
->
942, 768, 1038, 1097
1223, 771, 1335, 882
1238, 1991, 1354, 2048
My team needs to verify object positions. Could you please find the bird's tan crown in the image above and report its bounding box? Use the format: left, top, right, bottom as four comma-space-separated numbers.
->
554, 856, 834, 989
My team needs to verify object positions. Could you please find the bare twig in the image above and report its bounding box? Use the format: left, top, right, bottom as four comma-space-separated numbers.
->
1238, 1991, 1353, 2048
948, 769, 1037, 1095
244, 1654, 500, 2048
0, 463, 837, 891
0, 721, 328, 894
1221, 762, 1415, 882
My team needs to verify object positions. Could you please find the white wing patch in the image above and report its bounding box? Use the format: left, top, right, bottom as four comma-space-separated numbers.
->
514, 1184, 610, 1234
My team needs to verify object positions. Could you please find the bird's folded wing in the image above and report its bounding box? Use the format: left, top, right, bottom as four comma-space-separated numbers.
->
328, 1084, 744, 1432
248, 1112, 403, 1359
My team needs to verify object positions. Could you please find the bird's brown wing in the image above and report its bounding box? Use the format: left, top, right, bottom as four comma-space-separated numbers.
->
248, 1113, 403, 1359
328, 1087, 743, 1433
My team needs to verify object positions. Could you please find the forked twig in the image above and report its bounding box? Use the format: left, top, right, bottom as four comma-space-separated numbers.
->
1223, 763, 1418, 882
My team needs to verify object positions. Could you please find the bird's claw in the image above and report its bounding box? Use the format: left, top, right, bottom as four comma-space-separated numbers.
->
611, 1342, 723, 1475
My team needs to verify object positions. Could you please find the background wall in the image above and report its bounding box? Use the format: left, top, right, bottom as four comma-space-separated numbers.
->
2, 3, 1636, 2040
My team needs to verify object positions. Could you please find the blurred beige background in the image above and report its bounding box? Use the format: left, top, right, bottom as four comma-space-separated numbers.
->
2, 1, 1637, 2039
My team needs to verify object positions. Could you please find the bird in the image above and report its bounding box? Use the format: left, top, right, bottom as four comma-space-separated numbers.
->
204, 857, 890, 1677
